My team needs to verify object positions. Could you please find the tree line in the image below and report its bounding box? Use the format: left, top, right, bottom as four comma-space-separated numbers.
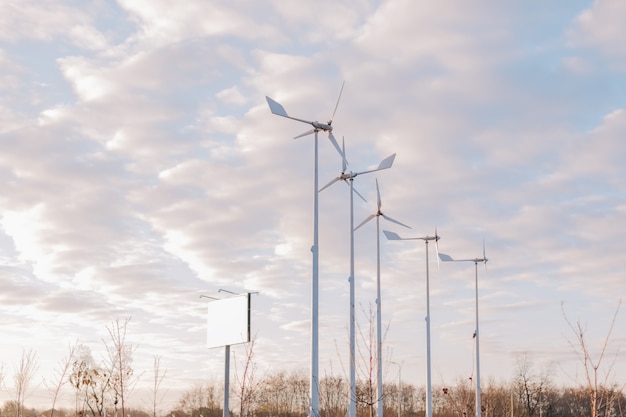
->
1, 301, 623, 417
173, 371, 626, 417
2, 368, 626, 417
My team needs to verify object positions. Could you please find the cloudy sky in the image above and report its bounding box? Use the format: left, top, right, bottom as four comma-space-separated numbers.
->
1, 0, 625, 410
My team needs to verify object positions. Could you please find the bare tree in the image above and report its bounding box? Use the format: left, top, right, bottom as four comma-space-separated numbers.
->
177, 383, 206, 414
0, 361, 8, 416
513, 354, 551, 417
287, 370, 310, 416
46, 341, 79, 417
70, 344, 112, 417
149, 356, 167, 417
480, 379, 514, 417
0, 361, 5, 392
256, 370, 308, 417
562, 299, 622, 417
175, 381, 223, 416
439, 377, 474, 417
233, 338, 260, 417
355, 302, 389, 417
104, 317, 138, 417
319, 371, 347, 417
12, 348, 39, 417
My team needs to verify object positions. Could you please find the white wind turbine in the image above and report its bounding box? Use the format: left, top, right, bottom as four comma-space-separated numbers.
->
383, 229, 441, 417
438, 241, 488, 417
320, 142, 396, 417
354, 179, 411, 417
265, 83, 345, 417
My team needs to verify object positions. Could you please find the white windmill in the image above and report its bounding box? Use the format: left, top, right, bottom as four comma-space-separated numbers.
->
265, 83, 345, 417
320, 142, 396, 417
355, 179, 411, 417
438, 242, 488, 417
383, 229, 441, 417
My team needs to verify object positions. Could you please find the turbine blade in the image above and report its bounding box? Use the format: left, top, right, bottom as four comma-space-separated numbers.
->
381, 214, 411, 229
377, 153, 396, 170
340, 179, 354, 195
319, 177, 341, 192
266, 97, 316, 125
438, 252, 454, 262
435, 227, 441, 269
341, 137, 347, 172
352, 186, 367, 202
294, 129, 315, 139
328, 132, 348, 165
482, 238, 488, 270
375, 179, 382, 211
356, 153, 396, 175
354, 214, 376, 231
334, 177, 365, 201
383, 230, 402, 241
329, 80, 345, 124
266, 96, 289, 117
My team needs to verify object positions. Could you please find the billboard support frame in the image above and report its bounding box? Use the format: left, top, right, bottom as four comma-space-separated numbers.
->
204, 290, 256, 417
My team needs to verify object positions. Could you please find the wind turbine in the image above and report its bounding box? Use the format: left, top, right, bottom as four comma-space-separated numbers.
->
355, 179, 410, 417
265, 84, 345, 417
438, 242, 488, 417
320, 144, 397, 417
383, 229, 441, 417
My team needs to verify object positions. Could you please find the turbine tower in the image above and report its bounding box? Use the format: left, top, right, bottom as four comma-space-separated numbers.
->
355, 179, 410, 417
320, 142, 396, 417
383, 229, 440, 417
265, 84, 345, 417
438, 242, 488, 417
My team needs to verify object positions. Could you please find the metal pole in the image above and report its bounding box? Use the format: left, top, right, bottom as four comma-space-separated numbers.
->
349, 177, 356, 417
475, 261, 482, 417
224, 345, 230, 417
384, 233, 439, 417
425, 241, 432, 417
311, 130, 320, 417
376, 215, 383, 417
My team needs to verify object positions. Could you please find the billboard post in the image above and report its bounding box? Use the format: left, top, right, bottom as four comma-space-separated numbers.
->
204, 291, 253, 417
224, 345, 230, 417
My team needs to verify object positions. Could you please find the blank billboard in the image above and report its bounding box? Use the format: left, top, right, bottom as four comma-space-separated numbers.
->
206, 293, 250, 348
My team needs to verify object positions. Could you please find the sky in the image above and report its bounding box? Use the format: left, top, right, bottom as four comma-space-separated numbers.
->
1, 0, 626, 411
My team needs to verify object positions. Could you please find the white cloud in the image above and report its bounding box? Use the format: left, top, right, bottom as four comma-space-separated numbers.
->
216, 85, 246, 106
0, 49, 25, 88
561, 55, 594, 75
117, 0, 280, 47
58, 55, 117, 101
38, 105, 71, 125
558, 108, 626, 180
69, 23, 109, 50
1, 205, 55, 273
0, 0, 109, 50
568, 0, 626, 68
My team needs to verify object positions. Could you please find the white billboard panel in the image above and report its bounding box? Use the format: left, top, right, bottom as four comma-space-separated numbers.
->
206, 293, 250, 348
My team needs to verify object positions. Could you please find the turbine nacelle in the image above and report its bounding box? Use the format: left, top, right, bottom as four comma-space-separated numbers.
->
438, 240, 488, 267
265, 92, 345, 164
312, 121, 333, 131
384, 230, 439, 242
354, 179, 411, 232
320, 141, 396, 201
